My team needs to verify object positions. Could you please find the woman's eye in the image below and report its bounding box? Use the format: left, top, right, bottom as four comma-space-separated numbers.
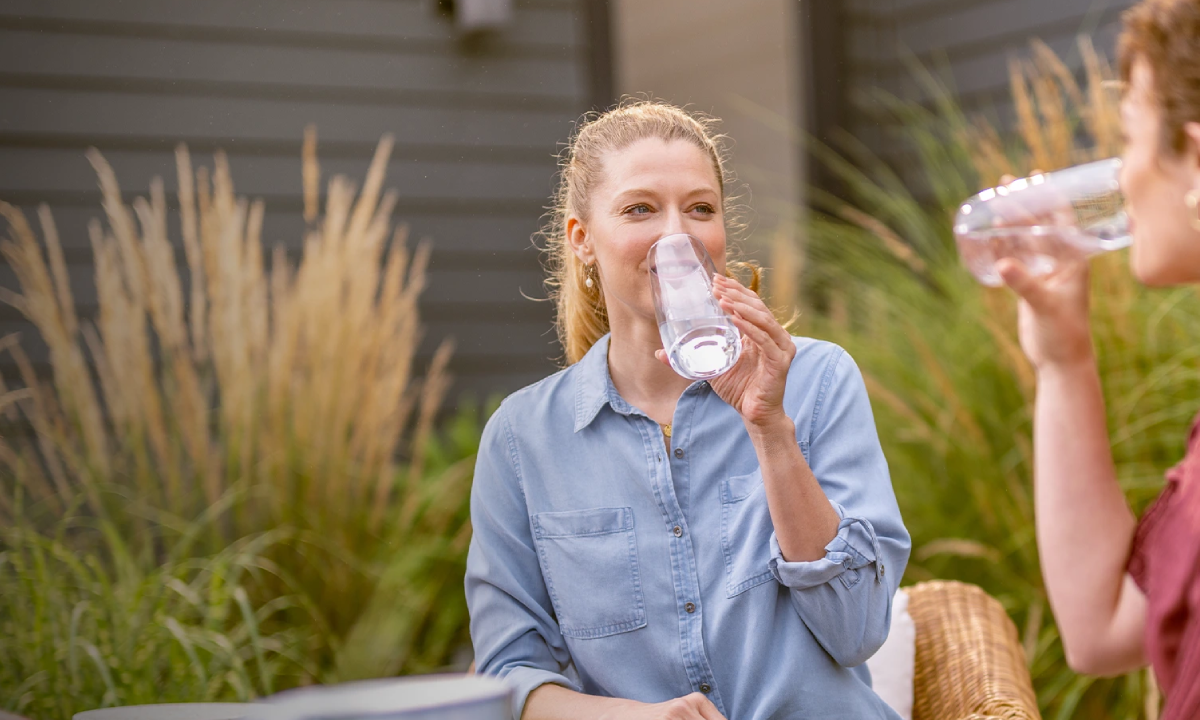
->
624, 204, 652, 215
692, 204, 716, 215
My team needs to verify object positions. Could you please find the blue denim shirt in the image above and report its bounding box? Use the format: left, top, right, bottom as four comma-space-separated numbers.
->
466, 334, 910, 719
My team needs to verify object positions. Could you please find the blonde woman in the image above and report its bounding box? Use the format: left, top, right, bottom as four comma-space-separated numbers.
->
465, 102, 910, 720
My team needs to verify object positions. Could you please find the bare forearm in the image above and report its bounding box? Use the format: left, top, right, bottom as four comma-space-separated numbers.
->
748, 416, 840, 562
1035, 359, 1139, 658
522, 685, 633, 720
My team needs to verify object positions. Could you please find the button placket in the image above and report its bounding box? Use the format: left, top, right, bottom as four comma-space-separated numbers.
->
643, 392, 725, 718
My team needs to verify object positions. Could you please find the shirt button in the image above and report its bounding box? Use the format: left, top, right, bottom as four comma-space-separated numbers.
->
673, 526, 683, 537
699, 683, 712, 694
674, 448, 684, 459
685, 602, 696, 613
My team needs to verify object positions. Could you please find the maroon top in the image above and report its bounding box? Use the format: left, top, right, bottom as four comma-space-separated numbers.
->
1128, 416, 1200, 719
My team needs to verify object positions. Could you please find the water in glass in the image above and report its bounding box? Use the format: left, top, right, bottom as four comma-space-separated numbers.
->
954, 157, 1131, 286
648, 234, 741, 380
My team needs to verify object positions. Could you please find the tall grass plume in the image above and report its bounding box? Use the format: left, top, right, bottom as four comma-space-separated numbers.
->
1, 128, 475, 718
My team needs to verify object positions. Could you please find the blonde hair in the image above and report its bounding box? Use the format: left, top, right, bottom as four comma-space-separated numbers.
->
541, 99, 760, 365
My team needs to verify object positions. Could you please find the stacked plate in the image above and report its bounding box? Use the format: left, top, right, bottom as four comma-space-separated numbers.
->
73, 675, 511, 720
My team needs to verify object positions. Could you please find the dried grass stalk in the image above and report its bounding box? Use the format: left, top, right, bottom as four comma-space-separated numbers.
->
973, 37, 1121, 179
0, 131, 448, 544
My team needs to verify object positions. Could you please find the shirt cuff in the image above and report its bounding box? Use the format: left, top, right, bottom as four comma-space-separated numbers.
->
769, 508, 882, 590
500, 665, 582, 720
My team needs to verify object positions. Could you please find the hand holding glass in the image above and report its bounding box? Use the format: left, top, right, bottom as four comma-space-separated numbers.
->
648, 234, 742, 381
955, 157, 1131, 286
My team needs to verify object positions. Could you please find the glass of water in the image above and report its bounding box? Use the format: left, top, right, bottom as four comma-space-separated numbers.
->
954, 157, 1131, 286
648, 234, 742, 380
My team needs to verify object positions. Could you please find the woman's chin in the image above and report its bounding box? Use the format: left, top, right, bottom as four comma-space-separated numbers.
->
1131, 250, 1197, 287
1131, 256, 1168, 286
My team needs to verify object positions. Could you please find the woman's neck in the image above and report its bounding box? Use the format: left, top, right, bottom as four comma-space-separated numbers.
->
605, 313, 692, 426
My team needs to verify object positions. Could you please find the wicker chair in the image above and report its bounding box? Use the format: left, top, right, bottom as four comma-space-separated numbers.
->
907, 580, 1041, 720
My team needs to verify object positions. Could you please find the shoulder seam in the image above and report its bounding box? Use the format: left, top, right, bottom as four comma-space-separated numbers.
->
497, 403, 529, 505
809, 345, 847, 440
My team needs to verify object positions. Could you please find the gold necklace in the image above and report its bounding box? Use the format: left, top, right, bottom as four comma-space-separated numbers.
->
660, 423, 672, 438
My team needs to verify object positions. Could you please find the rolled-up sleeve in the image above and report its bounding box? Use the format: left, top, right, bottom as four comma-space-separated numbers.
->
465, 403, 580, 719
773, 348, 911, 668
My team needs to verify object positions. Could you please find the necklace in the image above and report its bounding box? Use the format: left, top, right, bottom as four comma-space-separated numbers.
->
660, 423, 672, 438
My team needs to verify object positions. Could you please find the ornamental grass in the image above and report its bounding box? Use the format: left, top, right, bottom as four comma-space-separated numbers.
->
0, 129, 476, 719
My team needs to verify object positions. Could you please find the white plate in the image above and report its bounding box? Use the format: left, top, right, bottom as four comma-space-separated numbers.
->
252, 676, 510, 720
74, 704, 247, 720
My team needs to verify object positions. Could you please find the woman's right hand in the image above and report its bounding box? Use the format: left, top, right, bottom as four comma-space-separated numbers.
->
997, 255, 1093, 370
993, 174, 1095, 371
599, 693, 726, 720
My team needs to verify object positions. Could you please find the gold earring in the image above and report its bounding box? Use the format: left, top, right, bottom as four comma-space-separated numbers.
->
1187, 188, 1200, 231
584, 264, 595, 289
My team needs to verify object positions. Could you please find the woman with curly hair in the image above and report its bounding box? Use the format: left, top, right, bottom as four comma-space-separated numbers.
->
997, 1, 1200, 716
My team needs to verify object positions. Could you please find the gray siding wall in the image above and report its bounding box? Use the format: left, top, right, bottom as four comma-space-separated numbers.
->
0, 0, 594, 402
843, 0, 1137, 169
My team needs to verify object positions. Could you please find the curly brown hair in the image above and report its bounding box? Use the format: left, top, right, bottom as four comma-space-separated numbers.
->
1119, 0, 1200, 153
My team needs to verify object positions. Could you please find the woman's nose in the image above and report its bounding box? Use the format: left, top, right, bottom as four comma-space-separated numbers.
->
662, 209, 687, 236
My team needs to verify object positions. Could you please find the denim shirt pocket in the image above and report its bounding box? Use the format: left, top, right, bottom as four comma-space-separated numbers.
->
531, 506, 648, 639
720, 442, 810, 598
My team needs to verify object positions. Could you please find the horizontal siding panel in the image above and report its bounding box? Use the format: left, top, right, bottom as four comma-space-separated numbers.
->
848, 0, 1017, 25
0, 264, 547, 308
0, 327, 559, 380
0, 0, 588, 401
0, 88, 578, 148
891, 0, 1122, 58
13, 206, 549, 256
0, 298, 552, 327
423, 318, 559, 358
864, 21, 1122, 108
0, 131, 555, 166
848, 5, 1125, 74
0, 30, 586, 103
0, 148, 557, 202
0, 73, 576, 113
0, 0, 581, 52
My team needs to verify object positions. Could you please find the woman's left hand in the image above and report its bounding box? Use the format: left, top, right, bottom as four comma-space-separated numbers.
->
658, 274, 795, 428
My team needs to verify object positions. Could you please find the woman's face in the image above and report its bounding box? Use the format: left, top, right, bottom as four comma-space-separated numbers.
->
569, 137, 726, 324
1120, 57, 1200, 286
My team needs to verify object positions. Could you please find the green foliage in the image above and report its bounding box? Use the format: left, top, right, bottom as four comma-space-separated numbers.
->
0, 404, 487, 720
794, 40, 1189, 719
0, 136, 490, 719
1, 487, 317, 718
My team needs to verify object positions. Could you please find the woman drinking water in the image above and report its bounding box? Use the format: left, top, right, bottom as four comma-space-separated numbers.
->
993, 1, 1200, 717
465, 101, 910, 720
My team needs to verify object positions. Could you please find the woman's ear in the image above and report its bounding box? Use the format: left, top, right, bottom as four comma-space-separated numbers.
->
566, 215, 592, 264
1185, 122, 1200, 180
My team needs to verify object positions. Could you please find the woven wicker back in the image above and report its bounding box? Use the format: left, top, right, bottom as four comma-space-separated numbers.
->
907, 580, 1041, 720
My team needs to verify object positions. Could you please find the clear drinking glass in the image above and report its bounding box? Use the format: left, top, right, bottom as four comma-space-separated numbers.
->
954, 157, 1131, 286
648, 233, 742, 381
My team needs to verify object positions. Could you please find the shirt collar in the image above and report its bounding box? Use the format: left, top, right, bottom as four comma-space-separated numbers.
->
573, 334, 626, 432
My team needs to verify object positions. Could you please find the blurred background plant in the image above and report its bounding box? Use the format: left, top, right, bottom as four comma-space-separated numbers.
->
0, 129, 485, 719
785, 37, 1189, 720
1, 28, 1182, 720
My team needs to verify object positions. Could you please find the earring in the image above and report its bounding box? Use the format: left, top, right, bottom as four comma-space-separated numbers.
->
584, 264, 595, 289
1188, 188, 1200, 231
